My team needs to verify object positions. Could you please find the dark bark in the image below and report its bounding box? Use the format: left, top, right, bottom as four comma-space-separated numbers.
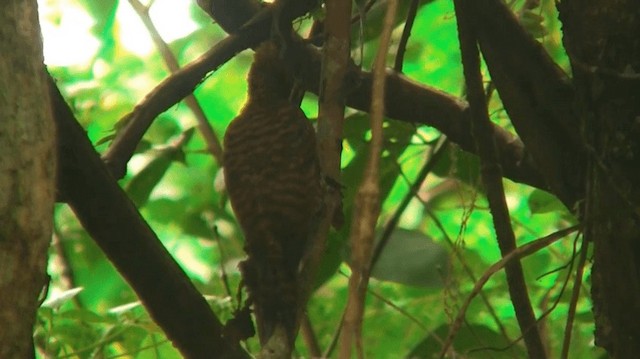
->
559, 1, 640, 357
454, 1, 546, 357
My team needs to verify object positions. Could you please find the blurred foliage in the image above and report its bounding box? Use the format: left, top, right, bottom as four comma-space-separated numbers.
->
38, 0, 600, 358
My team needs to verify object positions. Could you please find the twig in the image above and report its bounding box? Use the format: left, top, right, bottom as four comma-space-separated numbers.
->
351, 0, 379, 25
128, 0, 224, 164
323, 310, 345, 358
438, 226, 578, 357
338, 1, 399, 358
300, 314, 322, 358
453, 0, 547, 357
423, 207, 512, 342
561, 234, 588, 359
394, 0, 420, 72
50, 229, 76, 289
212, 226, 233, 299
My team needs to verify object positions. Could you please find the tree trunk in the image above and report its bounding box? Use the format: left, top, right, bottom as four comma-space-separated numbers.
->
559, 1, 640, 357
0, 1, 56, 357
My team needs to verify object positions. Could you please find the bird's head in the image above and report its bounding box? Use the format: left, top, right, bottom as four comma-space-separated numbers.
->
247, 41, 295, 102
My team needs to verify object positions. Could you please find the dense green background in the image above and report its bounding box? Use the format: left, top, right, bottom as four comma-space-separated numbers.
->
37, 0, 601, 357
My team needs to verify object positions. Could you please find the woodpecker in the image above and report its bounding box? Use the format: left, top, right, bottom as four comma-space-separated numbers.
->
223, 41, 322, 346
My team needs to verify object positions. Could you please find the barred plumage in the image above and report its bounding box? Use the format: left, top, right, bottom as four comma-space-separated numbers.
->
223, 41, 322, 346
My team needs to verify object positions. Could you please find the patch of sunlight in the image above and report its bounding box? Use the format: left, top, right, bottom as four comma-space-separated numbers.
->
38, 0, 101, 66
117, 0, 200, 56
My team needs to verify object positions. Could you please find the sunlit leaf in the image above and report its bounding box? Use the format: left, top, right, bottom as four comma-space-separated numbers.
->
42, 287, 84, 309
126, 146, 185, 207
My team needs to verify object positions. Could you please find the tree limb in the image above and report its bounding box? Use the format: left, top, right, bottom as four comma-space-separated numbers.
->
50, 75, 249, 359
454, 1, 547, 357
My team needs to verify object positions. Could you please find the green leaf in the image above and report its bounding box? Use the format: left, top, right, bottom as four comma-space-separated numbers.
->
527, 188, 565, 214
371, 229, 449, 288
42, 287, 84, 309
125, 147, 184, 207
108, 301, 143, 315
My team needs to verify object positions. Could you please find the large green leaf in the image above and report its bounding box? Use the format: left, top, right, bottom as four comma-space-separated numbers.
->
371, 228, 449, 288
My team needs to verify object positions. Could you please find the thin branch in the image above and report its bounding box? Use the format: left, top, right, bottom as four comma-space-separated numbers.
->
212, 226, 233, 300
128, 0, 224, 164
394, 0, 420, 72
300, 315, 322, 358
438, 226, 579, 358
339, 1, 399, 358
422, 206, 512, 342
324, 309, 345, 358
454, 0, 547, 357
50, 230, 77, 290
561, 235, 589, 359
371, 138, 449, 268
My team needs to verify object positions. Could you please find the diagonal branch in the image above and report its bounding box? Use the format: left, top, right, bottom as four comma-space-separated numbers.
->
128, 0, 224, 164
339, 0, 399, 357
50, 75, 249, 359
454, 1, 547, 357
438, 226, 579, 358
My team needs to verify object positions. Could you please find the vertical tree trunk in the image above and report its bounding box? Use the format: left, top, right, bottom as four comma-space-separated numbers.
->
0, 1, 56, 357
559, 1, 640, 357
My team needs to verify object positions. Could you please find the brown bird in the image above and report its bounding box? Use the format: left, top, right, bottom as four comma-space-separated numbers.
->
223, 41, 323, 347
